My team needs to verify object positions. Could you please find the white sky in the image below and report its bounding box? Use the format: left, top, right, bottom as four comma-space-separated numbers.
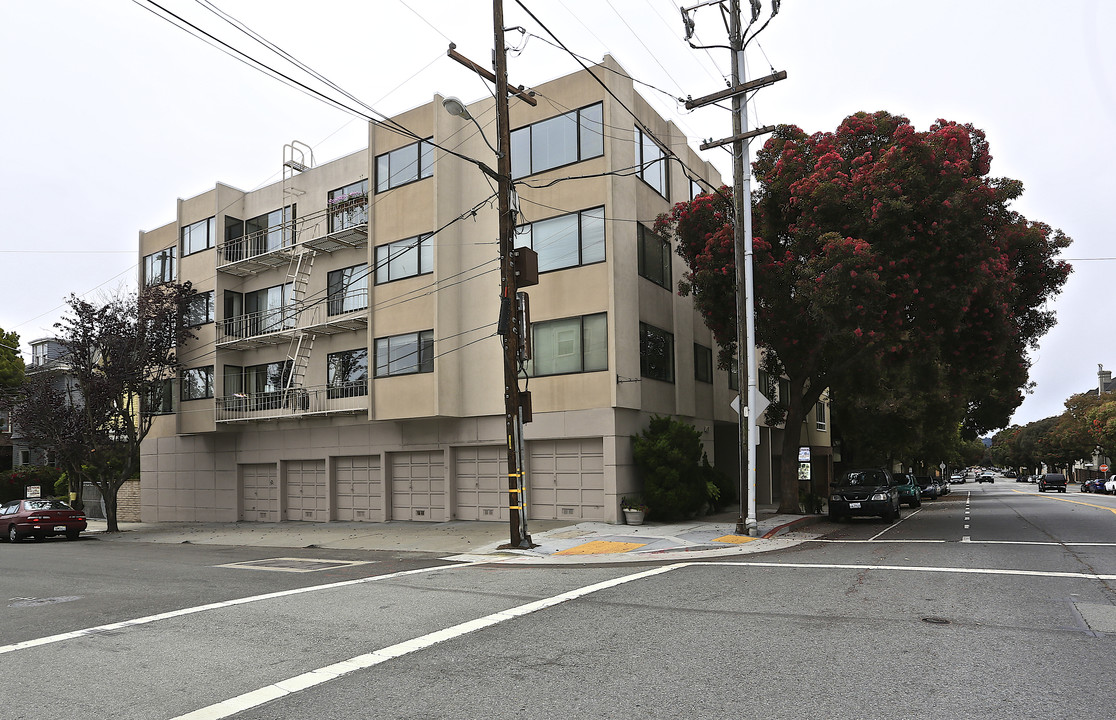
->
1, 0, 1112, 429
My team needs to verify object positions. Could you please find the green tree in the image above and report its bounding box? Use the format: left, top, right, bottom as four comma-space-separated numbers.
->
0, 327, 24, 390
631, 416, 707, 521
656, 111, 1071, 513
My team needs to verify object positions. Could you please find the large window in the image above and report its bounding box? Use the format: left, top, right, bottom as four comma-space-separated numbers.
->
375, 234, 433, 284
327, 264, 369, 315
637, 225, 671, 289
328, 179, 369, 232
185, 290, 214, 327
143, 379, 175, 415
694, 343, 713, 384
182, 216, 216, 255
375, 330, 434, 377
515, 207, 604, 273
245, 206, 296, 256
636, 126, 669, 198
244, 283, 294, 335
143, 247, 176, 286
639, 322, 674, 383
375, 139, 434, 192
527, 313, 607, 377
511, 103, 604, 179
181, 366, 213, 401
328, 348, 368, 398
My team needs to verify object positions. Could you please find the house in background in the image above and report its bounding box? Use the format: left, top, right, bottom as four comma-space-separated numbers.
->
138, 57, 831, 525
10, 337, 74, 468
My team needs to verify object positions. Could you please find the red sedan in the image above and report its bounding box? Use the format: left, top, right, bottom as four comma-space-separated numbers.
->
1, 499, 87, 542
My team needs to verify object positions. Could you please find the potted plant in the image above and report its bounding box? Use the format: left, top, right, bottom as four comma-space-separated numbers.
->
620, 497, 650, 525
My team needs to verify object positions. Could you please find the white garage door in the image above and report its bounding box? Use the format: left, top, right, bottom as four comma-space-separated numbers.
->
390, 451, 446, 522
335, 455, 382, 522
455, 446, 507, 522
241, 463, 278, 522
286, 460, 327, 522
528, 438, 605, 521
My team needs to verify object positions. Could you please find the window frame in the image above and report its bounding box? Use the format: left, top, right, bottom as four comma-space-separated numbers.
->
328, 179, 369, 233
184, 290, 215, 327
182, 216, 216, 256
143, 247, 176, 286
374, 330, 434, 377
375, 139, 434, 193
694, 343, 713, 384
639, 322, 675, 383
514, 206, 605, 274
327, 348, 369, 398
180, 366, 214, 401
816, 401, 827, 432
637, 224, 671, 290
510, 102, 605, 180
143, 378, 176, 416
526, 313, 608, 378
374, 233, 433, 284
327, 264, 369, 315
635, 126, 670, 199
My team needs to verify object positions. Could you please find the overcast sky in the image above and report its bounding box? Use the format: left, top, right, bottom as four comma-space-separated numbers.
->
1, 0, 1112, 429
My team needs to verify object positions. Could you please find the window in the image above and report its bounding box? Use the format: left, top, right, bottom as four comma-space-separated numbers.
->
181, 366, 214, 401
689, 178, 706, 200
636, 126, 669, 198
375, 330, 434, 377
143, 247, 176, 286
694, 344, 713, 384
182, 216, 216, 255
639, 322, 674, 382
185, 291, 214, 327
375, 139, 434, 192
638, 225, 671, 289
328, 179, 369, 232
31, 343, 48, 367
511, 103, 604, 179
144, 379, 175, 415
240, 361, 291, 410
375, 234, 433, 283
515, 207, 604, 273
328, 348, 368, 398
816, 401, 827, 431
245, 206, 296, 256
244, 283, 294, 335
527, 313, 607, 377
327, 264, 369, 315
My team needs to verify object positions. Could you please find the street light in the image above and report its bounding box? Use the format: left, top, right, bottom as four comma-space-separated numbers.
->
442, 96, 501, 158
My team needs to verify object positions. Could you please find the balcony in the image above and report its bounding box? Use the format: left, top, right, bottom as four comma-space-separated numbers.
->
216, 382, 368, 423
217, 295, 368, 350
303, 200, 369, 253
217, 226, 298, 276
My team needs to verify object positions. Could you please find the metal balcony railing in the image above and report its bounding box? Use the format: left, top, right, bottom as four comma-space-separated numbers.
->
215, 381, 368, 422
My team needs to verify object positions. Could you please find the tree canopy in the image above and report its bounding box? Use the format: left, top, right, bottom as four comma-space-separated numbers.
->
0, 327, 24, 390
656, 111, 1072, 512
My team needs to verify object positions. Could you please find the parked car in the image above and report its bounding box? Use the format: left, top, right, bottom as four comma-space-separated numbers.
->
1037, 473, 1068, 493
1106, 476, 1116, 494
1, 498, 87, 542
915, 475, 939, 499
1081, 477, 1106, 493
937, 478, 950, 496
976, 473, 995, 484
829, 469, 902, 522
893, 473, 922, 507
1004, 469, 1017, 478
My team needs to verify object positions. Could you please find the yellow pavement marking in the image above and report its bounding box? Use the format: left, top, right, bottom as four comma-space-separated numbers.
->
554, 540, 647, 555
713, 534, 757, 544
1012, 489, 1116, 515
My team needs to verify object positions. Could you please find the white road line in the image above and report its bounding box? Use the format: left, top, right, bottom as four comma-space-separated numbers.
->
867, 507, 922, 541
0, 563, 464, 657
170, 563, 682, 720
704, 560, 1116, 581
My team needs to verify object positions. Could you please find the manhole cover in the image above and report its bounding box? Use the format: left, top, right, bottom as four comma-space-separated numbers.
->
217, 557, 374, 573
922, 616, 951, 625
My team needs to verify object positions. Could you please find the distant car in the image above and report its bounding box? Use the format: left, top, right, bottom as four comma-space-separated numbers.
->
1, 498, 87, 542
1037, 473, 1068, 493
915, 475, 938, 499
894, 473, 923, 507
976, 473, 995, 484
1015, 473, 1029, 483
1004, 470, 1017, 478
950, 474, 965, 484
829, 469, 902, 522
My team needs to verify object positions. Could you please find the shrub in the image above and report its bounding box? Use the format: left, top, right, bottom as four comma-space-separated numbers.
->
701, 452, 736, 513
3, 465, 63, 502
632, 416, 707, 521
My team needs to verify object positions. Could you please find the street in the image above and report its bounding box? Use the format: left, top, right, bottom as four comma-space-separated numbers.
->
3, 476, 1114, 719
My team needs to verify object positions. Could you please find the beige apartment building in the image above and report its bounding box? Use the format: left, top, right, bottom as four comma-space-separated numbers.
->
138, 57, 830, 525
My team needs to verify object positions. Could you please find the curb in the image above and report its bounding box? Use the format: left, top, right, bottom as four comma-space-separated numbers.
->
761, 514, 825, 539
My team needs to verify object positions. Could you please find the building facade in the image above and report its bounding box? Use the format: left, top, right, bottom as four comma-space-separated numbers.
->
139, 58, 830, 524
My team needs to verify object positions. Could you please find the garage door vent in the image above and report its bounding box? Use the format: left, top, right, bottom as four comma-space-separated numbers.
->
562, 507, 575, 515
217, 557, 374, 573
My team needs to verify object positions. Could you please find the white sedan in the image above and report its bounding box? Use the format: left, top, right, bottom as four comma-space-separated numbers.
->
1105, 476, 1116, 494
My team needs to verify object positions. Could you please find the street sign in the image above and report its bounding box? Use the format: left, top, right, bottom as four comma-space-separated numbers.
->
1102, 464, 1109, 472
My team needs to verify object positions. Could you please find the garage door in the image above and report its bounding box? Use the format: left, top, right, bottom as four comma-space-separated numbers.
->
528, 438, 605, 521
286, 460, 327, 522
390, 451, 446, 522
241, 463, 278, 522
335, 455, 382, 522
455, 446, 507, 522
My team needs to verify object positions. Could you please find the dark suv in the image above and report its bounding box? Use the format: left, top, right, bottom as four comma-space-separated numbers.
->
1038, 473, 1067, 493
829, 469, 901, 522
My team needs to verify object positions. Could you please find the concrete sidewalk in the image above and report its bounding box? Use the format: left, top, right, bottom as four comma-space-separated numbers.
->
82, 508, 824, 564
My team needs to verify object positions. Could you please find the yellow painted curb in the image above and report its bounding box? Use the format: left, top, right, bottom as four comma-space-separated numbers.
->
712, 534, 757, 544
554, 540, 647, 555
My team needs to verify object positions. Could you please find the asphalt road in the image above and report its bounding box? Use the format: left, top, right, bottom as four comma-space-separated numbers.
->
3, 475, 1114, 719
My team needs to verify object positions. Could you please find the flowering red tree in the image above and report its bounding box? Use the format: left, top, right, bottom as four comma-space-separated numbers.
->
657, 111, 1071, 513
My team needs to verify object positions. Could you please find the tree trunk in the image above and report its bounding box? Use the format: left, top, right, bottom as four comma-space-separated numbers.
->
67, 465, 85, 513
778, 399, 809, 514
100, 481, 120, 533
